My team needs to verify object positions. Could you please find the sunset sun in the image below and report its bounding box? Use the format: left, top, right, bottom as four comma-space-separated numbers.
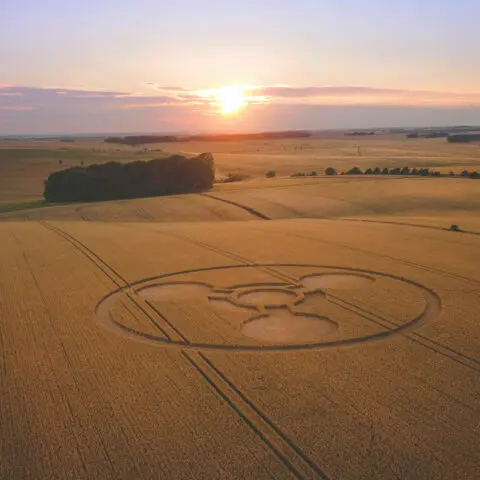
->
217, 86, 247, 115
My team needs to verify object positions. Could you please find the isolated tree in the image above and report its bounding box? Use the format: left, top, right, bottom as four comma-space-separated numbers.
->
265, 170, 276, 178
325, 167, 337, 176
365, 168, 373, 175
373, 167, 381, 175
347, 166, 363, 175
460, 170, 469, 177
401, 166, 410, 175
381, 168, 389, 175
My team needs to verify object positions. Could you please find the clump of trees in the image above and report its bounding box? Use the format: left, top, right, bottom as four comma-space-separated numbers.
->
44, 153, 215, 202
290, 171, 317, 177
346, 166, 363, 175
447, 134, 480, 144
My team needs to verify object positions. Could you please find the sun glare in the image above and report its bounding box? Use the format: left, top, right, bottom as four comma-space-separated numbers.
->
217, 86, 246, 115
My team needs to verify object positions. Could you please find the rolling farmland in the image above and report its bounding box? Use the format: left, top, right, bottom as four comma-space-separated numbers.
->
0, 137, 479, 479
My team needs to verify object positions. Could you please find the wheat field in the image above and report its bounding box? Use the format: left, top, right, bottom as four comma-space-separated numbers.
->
0, 136, 479, 479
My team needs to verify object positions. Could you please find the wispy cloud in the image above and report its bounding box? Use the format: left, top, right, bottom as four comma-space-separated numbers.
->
0, 105, 33, 111
246, 85, 480, 107
1, 84, 479, 134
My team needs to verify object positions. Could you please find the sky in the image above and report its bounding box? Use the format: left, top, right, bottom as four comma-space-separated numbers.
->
1, 0, 480, 134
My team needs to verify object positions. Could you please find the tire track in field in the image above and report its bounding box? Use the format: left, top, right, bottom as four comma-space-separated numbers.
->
203, 190, 480, 237
247, 224, 480, 287
41, 221, 329, 479
342, 218, 480, 237
183, 350, 330, 480
41, 222, 182, 342
199, 193, 272, 220
156, 227, 478, 371
327, 294, 479, 372
238, 226, 480, 371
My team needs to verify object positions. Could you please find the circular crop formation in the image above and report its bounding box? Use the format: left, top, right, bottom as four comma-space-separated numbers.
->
96, 264, 441, 352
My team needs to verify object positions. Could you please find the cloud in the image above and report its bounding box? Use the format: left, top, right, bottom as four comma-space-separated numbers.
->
1, 84, 479, 134
247, 85, 480, 107
0, 106, 33, 111
0, 86, 195, 110
144, 83, 188, 93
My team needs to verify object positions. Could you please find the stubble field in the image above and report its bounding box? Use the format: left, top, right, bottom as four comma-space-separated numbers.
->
0, 135, 479, 479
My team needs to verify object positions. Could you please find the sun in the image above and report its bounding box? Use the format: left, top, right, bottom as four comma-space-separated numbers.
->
217, 86, 246, 115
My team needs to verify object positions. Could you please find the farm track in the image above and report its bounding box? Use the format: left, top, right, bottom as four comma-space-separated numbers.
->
203, 189, 480, 236
40, 221, 330, 480
189, 193, 480, 286
239, 226, 479, 370
183, 350, 330, 480
200, 193, 272, 220
194, 190, 480, 284
343, 218, 480, 237
247, 224, 480, 287
41, 222, 178, 341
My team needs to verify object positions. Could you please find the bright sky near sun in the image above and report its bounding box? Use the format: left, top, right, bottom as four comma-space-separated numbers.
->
1, 0, 480, 133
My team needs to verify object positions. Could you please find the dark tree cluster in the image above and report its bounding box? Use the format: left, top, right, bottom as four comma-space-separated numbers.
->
290, 171, 317, 177
326, 166, 446, 176
189, 131, 312, 141
104, 131, 312, 146
447, 134, 480, 143
460, 170, 480, 179
344, 131, 375, 136
363, 167, 441, 176
104, 135, 179, 146
407, 131, 448, 138
44, 153, 215, 202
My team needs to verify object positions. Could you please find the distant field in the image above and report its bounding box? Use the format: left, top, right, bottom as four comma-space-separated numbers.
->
0, 134, 479, 479
1, 134, 479, 202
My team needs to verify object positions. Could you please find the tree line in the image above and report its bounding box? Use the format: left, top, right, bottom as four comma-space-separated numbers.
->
44, 153, 215, 202
325, 166, 479, 178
